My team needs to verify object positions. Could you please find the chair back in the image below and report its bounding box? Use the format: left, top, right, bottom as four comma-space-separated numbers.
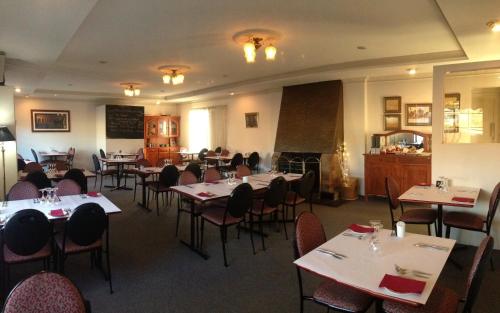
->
99, 149, 106, 159
63, 169, 88, 193
204, 168, 221, 183
137, 148, 144, 160
17, 158, 26, 172
54, 160, 68, 171
385, 176, 401, 210
198, 148, 208, 161
298, 170, 315, 199
25, 171, 51, 189
159, 165, 179, 187
179, 171, 198, 186
230, 153, 244, 168
294, 211, 326, 257
4, 272, 87, 313
236, 165, 251, 178
23, 162, 43, 173
30, 149, 39, 163
247, 152, 260, 170
214, 147, 222, 154
486, 182, 500, 233
66, 203, 107, 246
3, 209, 51, 256
185, 163, 202, 180
226, 183, 253, 220
56, 179, 81, 196
462, 236, 494, 313
206, 150, 217, 165
264, 176, 287, 208
221, 149, 230, 156
92, 154, 102, 172
7, 182, 39, 201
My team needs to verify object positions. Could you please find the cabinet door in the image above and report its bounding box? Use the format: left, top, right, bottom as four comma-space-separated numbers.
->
366, 163, 388, 196
169, 117, 179, 137
145, 118, 158, 138
144, 148, 158, 166
401, 163, 431, 193
158, 118, 169, 137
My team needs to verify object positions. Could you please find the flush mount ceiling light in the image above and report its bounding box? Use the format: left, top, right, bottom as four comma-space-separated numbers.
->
158, 65, 190, 85
487, 20, 500, 32
407, 68, 417, 75
233, 29, 281, 63
120, 83, 141, 97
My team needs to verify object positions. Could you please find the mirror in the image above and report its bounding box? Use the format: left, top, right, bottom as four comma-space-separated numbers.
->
443, 69, 500, 143
371, 130, 431, 152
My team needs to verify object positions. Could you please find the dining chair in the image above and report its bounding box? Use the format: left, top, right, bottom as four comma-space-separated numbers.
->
284, 170, 315, 219
382, 236, 494, 313
250, 176, 288, 253
66, 147, 75, 168
30, 148, 39, 163
56, 179, 81, 196
54, 160, 69, 171
175, 171, 202, 237
443, 182, 500, 269
197, 148, 208, 163
131, 158, 153, 201
1, 209, 52, 290
293, 211, 374, 313
214, 146, 222, 154
7, 182, 40, 201
221, 149, 230, 156
64, 169, 88, 193
23, 162, 43, 173
203, 167, 221, 183
92, 154, 116, 191
55, 203, 113, 294
247, 151, 260, 173
147, 165, 179, 216
25, 171, 51, 190
16, 154, 26, 172
236, 164, 251, 178
205, 150, 218, 167
385, 177, 437, 235
229, 153, 244, 170
185, 162, 202, 181
200, 183, 254, 267
3, 271, 91, 313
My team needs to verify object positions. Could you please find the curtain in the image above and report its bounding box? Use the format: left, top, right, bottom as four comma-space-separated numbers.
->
208, 105, 227, 150
188, 108, 210, 152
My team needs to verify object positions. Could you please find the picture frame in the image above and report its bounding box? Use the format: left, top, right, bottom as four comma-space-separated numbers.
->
444, 93, 460, 110
245, 112, 259, 128
383, 96, 402, 113
31, 110, 71, 132
406, 103, 432, 126
384, 114, 401, 131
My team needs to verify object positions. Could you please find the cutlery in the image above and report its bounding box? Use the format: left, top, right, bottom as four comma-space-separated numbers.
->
414, 243, 449, 251
342, 232, 366, 239
317, 248, 347, 259
184, 185, 194, 189
395, 264, 432, 278
317, 249, 344, 259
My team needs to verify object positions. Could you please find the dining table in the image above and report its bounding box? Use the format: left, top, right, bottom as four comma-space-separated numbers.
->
0, 194, 121, 225
18, 169, 96, 181
294, 228, 455, 308
99, 157, 137, 191
398, 185, 480, 237
169, 172, 303, 259
39, 151, 68, 162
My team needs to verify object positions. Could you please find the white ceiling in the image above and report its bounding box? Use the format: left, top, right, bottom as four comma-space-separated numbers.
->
1, 0, 499, 103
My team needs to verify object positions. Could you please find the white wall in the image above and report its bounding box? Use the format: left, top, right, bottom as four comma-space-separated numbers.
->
0, 86, 17, 200
178, 90, 282, 170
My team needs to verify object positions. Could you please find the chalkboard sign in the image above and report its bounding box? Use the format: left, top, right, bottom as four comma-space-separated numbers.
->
106, 105, 144, 139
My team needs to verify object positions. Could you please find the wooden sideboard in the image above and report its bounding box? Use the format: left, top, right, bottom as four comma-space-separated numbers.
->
364, 153, 431, 199
143, 115, 181, 165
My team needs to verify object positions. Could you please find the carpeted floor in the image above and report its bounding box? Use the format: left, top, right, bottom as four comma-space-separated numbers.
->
7, 177, 500, 313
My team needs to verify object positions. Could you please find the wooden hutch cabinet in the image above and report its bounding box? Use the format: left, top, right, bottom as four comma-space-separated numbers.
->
144, 115, 181, 165
364, 130, 431, 199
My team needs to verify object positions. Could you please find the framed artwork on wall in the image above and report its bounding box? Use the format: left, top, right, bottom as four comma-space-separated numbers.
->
31, 110, 71, 132
245, 112, 259, 128
384, 114, 401, 131
406, 103, 432, 126
383, 96, 402, 113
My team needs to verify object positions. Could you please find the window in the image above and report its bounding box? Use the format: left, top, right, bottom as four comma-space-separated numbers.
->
188, 108, 210, 152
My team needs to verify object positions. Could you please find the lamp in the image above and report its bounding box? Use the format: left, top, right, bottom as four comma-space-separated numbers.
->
158, 65, 190, 85
120, 83, 141, 97
0, 126, 15, 200
233, 29, 281, 64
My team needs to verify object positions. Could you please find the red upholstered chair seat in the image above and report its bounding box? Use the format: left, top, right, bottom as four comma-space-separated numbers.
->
55, 234, 102, 254
285, 191, 305, 205
382, 285, 459, 313
251, 199, 278, 215
400, 209, 437, 223
3, 243, 51, 264
313, 280, 373, 312
443, 211, 484, 231
201, 206, 243, 226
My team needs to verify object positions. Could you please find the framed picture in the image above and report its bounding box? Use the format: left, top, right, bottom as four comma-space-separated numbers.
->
384, 96, 402, 113
406, 103, 432, 126
31, 110, 71, 132
245, 112, 259, 128
444, 93, 460, 110
384, 114, 401, 131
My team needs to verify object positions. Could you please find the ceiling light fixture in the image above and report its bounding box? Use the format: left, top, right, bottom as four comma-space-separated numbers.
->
233, 29, 281, 64
120, 83, 141, 97
158, 65, 190, 86
14, 88, 21, 93
487, 20, 500, 32
407, 68, 417, 75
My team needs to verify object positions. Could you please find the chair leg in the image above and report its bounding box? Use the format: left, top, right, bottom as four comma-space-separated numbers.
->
133, 180, 137, 201
106, 246, 113, 294
427, 224, 431, 236
309, 200, 313, 213
100, 175, 103, 192
282, 208, 288, 240
200, 219, 205, 249
445, 226, 451, 238
94, 175, 97, 188
221, 226, 228, 267
259, 215, 265, 251
250, 216, 256, 255
156, 192, 160, 216
175, 202, 181, 237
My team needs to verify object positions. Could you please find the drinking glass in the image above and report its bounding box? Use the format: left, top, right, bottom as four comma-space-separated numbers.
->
368, 238, 382, 255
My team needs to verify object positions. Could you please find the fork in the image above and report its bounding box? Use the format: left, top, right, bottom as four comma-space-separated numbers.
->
395, 264, 432, 278
414, 243, 450, 251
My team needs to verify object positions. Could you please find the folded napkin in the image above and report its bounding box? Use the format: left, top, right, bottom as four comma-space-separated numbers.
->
87, 192, 101, 197
197, 192, 215, 198
452, 196, 474, 203
417, 182, 431, 186
348, 224, 375, 233
50, 209, 65, 217
379, 274, 426, 294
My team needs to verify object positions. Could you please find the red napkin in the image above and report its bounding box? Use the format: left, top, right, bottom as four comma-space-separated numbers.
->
452, 197, 474, 203
87, 192, 100, 197
348, 224, 375, 233
379, 274, 426, 294
418, 182, 431, 186
197, 192, 215, 198
50, 209, 65, 217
